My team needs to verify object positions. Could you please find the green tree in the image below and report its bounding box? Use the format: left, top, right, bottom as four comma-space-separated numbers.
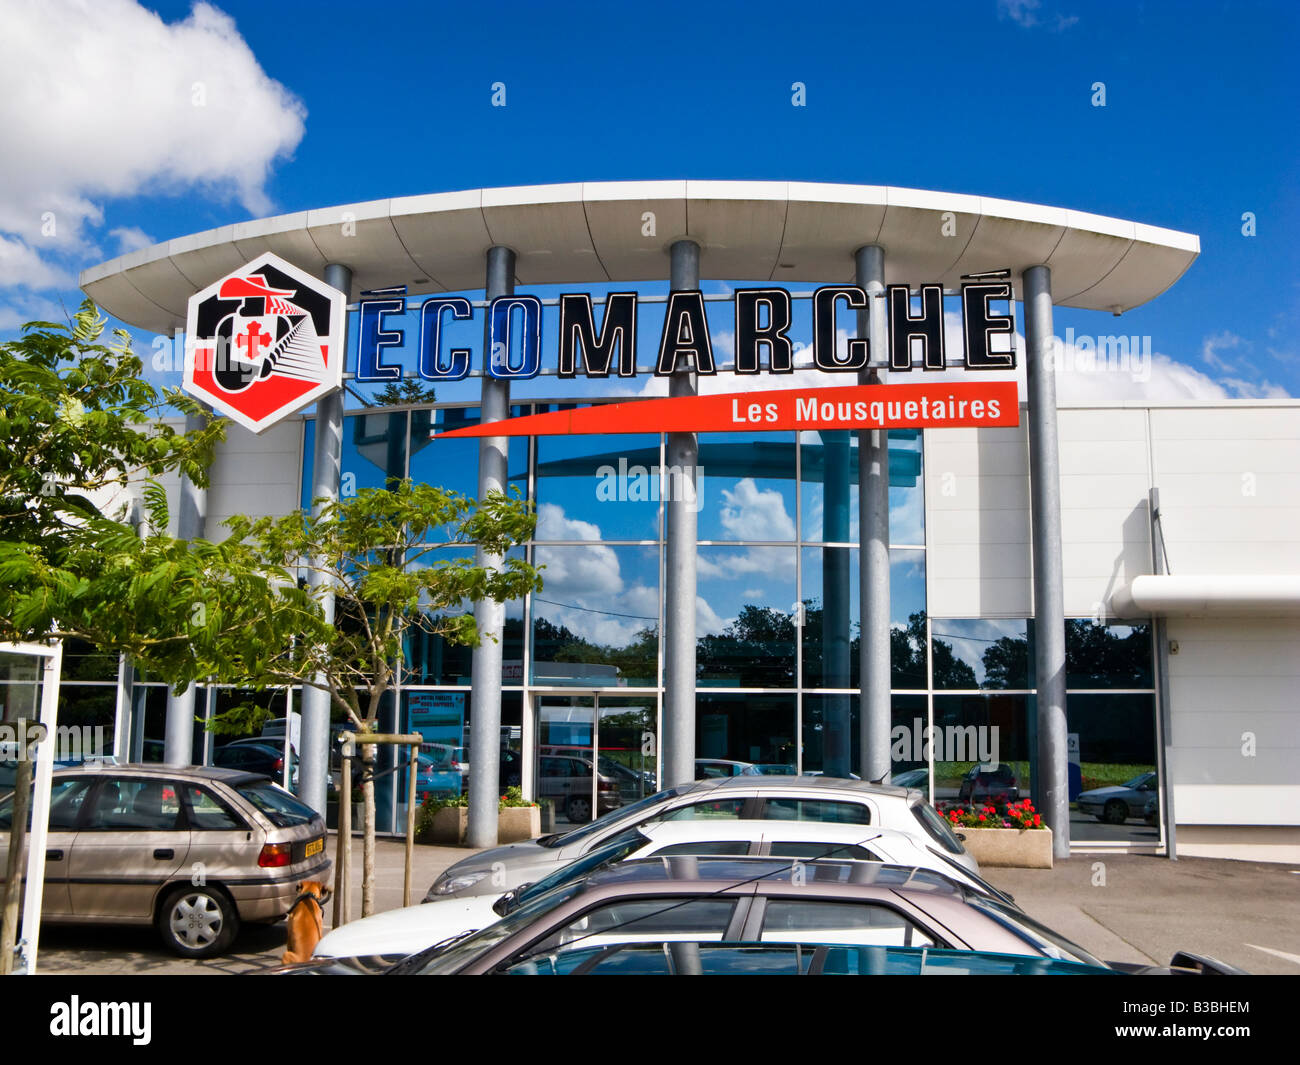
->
0, 302, 226, 655
198, 481, 541, 915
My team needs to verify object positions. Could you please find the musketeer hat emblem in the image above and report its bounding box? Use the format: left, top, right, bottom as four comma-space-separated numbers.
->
184, 253, 346, 433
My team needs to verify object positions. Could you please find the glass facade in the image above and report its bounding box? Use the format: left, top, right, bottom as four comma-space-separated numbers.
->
89, 402, 1160, 845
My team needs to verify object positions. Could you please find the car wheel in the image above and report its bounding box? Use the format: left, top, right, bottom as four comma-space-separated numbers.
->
1102, 799, 1128, 825
566, 796, 592, 823
157, 885, 239, 958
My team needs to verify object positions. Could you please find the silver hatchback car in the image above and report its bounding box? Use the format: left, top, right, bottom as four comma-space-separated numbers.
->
0, 763, 330, 958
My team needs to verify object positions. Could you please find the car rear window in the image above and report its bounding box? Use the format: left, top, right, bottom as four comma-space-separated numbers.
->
759, 799, 870, 825
910, 799, 967, 855
235, 781, 317, 827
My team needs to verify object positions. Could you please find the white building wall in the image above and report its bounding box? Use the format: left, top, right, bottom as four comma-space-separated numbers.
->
206, 418, 305, 535
923, 418, 1032, 618
1164, 616, 1300, 858
128, 416, 305, 540
1148, 405, 1300, 576
925, 400, 1300, 859
1056, 408, 1152, 619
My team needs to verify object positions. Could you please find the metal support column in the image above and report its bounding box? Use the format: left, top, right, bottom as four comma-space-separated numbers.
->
856, 245, 891, 784
662, 239, 700, 789
1023, 264, 1070, 859
163, 406, 209, 767
1149, 487, 1177, 859
821, 432, 852, 776
466, 246, 516, 849
299, 262, 351, 816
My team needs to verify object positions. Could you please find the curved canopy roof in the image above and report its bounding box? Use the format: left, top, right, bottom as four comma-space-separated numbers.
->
80, 180, 1199, 334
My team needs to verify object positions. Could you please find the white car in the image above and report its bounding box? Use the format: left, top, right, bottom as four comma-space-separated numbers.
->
426, 776, 975, 902
313, 818, 1005, 960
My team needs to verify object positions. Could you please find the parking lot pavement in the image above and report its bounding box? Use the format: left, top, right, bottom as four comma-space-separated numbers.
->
30, 838, 1299, 976
34, 835, 479, 976
982, 853, 1300, 975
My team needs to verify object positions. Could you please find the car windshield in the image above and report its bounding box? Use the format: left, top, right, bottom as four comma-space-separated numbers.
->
501, 827, 651, 914
964, 894, 1106, 967
392, 882, 588, 975
924, 846, 1018, 906
1123, 773, 1154, 789
235, 780, 317, 827
537, 786, 690, 849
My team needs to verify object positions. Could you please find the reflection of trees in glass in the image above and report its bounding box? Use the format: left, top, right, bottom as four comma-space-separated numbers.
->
977, 620, 1152, 690
697, 605, 796, 688
981, 633, 1031, 690
1065, 621, 1151, 687
533, 616, 658, 684
897, 613, 978, 690
374, 381, 438, 405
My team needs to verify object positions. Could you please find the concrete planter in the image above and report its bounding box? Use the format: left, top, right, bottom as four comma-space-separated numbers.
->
957, 826, 1053, 868
423, 805, 541, 845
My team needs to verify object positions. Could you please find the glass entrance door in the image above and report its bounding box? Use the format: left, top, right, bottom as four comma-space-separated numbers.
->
533, 694, 658, 829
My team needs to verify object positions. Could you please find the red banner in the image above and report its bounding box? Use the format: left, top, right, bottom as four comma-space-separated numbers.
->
435, 381, 1019, 438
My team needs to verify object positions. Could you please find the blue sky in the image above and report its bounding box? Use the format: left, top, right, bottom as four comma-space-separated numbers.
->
2, 0, 1296, 402
3, 0, 1293, 648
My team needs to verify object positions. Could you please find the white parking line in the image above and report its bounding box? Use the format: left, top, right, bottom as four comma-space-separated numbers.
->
1244, 943, 1300, 966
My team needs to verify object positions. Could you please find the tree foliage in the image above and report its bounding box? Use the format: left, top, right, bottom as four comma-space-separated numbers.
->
0, 301, 225, 652
202, 481, 541, 732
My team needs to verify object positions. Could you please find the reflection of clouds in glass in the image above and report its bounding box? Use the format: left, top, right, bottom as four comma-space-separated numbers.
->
929, 618, 1027, 687
890, 552, 926, 628
695, 595, 730, 636
890, 487, 924, 546
535, 502, 601, 541
532, 504, 657, 647
719, 478, 795, 541
637, 329, 849, 398
697, 547, 796, 643
698, 548, 795, 581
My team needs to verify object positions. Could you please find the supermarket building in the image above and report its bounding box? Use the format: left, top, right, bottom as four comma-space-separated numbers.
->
65, 181, 1300, 862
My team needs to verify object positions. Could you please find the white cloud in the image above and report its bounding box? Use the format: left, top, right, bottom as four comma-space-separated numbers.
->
109, 226, 156, 255
0, 294, 68, 332
997, 0, 1078, 31
0, 235, 71, 289
0, 0, 306, 289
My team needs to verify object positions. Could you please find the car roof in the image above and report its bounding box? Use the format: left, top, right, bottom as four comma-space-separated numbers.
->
699, 775, 914, 799
52, 763, 270, 786
583, 856, 966, 898
636, 819, 924, 848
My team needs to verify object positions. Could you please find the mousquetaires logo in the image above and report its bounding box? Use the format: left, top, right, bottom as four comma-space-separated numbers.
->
184, 253, 346, 433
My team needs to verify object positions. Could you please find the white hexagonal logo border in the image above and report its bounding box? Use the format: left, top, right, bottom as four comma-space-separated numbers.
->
183, 252, 346, 434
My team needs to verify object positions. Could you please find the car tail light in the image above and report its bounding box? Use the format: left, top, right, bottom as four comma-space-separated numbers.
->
599, 779, 616, 792
273, 756, 284, 773
258, 842, 293, 868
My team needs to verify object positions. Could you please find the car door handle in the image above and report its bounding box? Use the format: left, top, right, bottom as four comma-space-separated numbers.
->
153, 848, 174, 860
46, 848, 63, 861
